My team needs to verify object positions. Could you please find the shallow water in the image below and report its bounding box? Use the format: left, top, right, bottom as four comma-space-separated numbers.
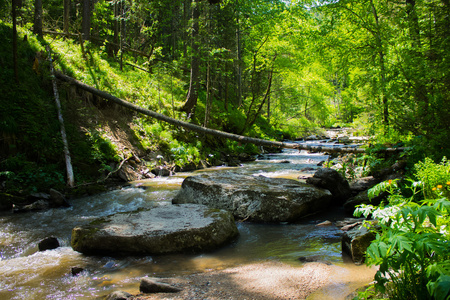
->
0, 140, 375, 299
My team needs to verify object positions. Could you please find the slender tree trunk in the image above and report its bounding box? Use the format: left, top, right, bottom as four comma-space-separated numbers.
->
406, 0, 421, 48
241, 69, 273, 133
236, 6, 242, 107
34, 0, 43, 37
369, 0, 389, 128
120, 0, 124, 70
12, 0, 19, 83
82, 0, 91, 41
204, 62, 211, 127
47, 47, 75, 187
405, 0, 429, 127
224, 63, 229, 111
182, 0, 200, 114
64, 0, 70, 34
113, 0, 119, 55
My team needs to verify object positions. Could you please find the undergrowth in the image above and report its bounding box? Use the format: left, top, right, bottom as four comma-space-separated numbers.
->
354, 157, 450, 300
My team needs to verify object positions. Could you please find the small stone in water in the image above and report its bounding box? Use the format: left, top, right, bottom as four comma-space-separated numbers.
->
103, 261, 116, 268
140, 277, 182, 293
71, 267, 84, 276
105, 290, 132, 300
38, 237, 60, 251
316, 220, 332, 227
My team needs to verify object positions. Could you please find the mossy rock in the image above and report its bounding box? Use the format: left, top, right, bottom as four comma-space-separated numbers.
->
71, 204, 238, 256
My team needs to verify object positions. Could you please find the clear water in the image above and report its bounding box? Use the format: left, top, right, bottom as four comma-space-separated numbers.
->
0, 140, 375, 299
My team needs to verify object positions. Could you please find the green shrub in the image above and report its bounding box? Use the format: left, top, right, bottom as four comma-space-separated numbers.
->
169, 140, 201, 167
355, 158, 450, 300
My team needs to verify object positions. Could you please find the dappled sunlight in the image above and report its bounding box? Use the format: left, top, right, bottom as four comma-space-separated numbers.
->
307, 264, 378, 300
227, 262, 333, 299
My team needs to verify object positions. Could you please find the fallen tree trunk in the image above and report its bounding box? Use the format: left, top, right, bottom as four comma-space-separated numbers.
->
55, 72, 407, 154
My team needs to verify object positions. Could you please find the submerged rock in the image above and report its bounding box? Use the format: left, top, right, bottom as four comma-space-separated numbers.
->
172, 173, 332, 223
71, 204, 238, 256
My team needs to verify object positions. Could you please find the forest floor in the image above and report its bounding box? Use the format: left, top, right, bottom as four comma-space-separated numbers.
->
129, 260, 368, 300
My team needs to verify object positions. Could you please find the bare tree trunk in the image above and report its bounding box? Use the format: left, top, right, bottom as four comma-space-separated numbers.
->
82, 0, 91, 41
204, 62, 211, 127
182, 0, 200, 114
34, 0, 43, 37
113, 0, 119, 55
64, 0, 70, 34
369, 0, 389, 128
235, 0, 242, 107
240, 69, 273, 134
12, 0, 19, 84
47, 47, 75, 187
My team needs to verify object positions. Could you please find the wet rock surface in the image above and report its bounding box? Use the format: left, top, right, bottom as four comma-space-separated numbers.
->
341, 221, 377, 265
71, 204, 239, 256
306, 168, 351, 204
172, 173, 333, 222
38, 237, 60, 251
140, 278, 183, 293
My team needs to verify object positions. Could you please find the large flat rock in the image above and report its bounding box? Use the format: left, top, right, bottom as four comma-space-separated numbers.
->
172, 173, 332, 222
71, 204, 238, 256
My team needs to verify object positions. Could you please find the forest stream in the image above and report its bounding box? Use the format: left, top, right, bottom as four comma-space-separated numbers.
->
0, 139, 376, 300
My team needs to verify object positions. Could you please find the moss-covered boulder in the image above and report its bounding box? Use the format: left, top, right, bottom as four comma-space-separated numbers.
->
71, 204, 238, 256
172, 173, 332, 222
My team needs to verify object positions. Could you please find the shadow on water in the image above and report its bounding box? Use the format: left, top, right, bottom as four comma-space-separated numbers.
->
0, 140, 376, 299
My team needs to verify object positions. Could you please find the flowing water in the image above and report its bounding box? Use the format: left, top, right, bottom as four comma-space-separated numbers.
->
0, 140, 376, 299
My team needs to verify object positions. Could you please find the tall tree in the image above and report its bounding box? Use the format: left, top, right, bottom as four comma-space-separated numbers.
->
182, 0, 200, 114
64, 0, 70, 34
82, 0, 91, 40
12, 0, 18, 83
34, 0, 43, 37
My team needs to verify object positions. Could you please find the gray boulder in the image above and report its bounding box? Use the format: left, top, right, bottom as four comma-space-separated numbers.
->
71, 204, 238, 256
150, 167, 172, 177
349, 176, 380, 194
341, 222, 377, 265
306, 168, 351, 204
49, 188, 70, 207
172, 173, 332, 223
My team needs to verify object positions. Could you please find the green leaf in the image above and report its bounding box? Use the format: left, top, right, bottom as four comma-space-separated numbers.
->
394, 235, 413, 253
427, 275, 450, 300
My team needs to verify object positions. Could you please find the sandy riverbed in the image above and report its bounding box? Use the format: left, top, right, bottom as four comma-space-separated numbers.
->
130, 260, 375, 300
